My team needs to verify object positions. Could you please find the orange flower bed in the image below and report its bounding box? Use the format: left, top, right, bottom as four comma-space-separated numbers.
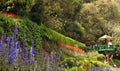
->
59, 42, 85, 53
3, 12, 20, 18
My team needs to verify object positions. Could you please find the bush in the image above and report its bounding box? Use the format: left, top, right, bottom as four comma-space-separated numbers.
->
0, 13, 42, 49
69, 66, 85, 71
44, 26, 87, 49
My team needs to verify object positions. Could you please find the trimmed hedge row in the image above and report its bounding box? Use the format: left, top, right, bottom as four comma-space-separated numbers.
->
41, 25, 87, 49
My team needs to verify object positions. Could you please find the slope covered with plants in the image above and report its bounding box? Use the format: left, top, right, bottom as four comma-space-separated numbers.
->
0, 12, 94, 71
0, 12, 87, 50
1, 0, 120, 70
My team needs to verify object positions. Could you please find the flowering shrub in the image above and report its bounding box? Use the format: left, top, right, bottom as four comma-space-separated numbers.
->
0, 25, 61, 71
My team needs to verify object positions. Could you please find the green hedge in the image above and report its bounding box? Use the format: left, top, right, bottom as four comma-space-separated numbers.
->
0, 13, 87, 50
0, 13, 42, 49
41, 25, 87, 49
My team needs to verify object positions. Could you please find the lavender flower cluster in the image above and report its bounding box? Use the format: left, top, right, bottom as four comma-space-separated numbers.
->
0, 25, 62, 71
0, 25, 36, 70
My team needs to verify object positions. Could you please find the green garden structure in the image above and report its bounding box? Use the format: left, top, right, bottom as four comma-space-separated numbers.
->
98, 45, 115, 52
98, 35, 116, 65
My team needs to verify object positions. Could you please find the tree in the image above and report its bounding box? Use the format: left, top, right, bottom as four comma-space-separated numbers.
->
0, 0, 35, 16
75, 0, 120, 45
30, 0, 83, 33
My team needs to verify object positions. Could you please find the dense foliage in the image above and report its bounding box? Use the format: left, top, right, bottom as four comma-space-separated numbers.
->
0, 27, 61, 71
78, 0, 120, 58
0, 13, 42, 49
0, 13, 87, 50
76, 0, 120, 45
60, 51, 110, 71
1, 0, 120, 69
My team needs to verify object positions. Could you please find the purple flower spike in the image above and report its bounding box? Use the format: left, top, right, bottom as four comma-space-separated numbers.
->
0, 40, 3, 56
33, 49, 36, 57
16, 41, 20, 49
30, 47, 33, 55
29, 47, 36, 65
9, 47, 16, 64
0, 40, 2, 48
15, 48, 19, 59
30, 47, 36, 57
32, 41, 34, 46
61, 65, 65, 68
6, 37, 11, 47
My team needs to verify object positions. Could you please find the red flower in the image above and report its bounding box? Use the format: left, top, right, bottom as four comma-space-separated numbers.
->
3, 12, 20, 18
59, 42, 85, 52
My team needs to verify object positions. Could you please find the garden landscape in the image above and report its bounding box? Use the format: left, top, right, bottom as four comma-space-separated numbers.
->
0, 0, 120, 71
